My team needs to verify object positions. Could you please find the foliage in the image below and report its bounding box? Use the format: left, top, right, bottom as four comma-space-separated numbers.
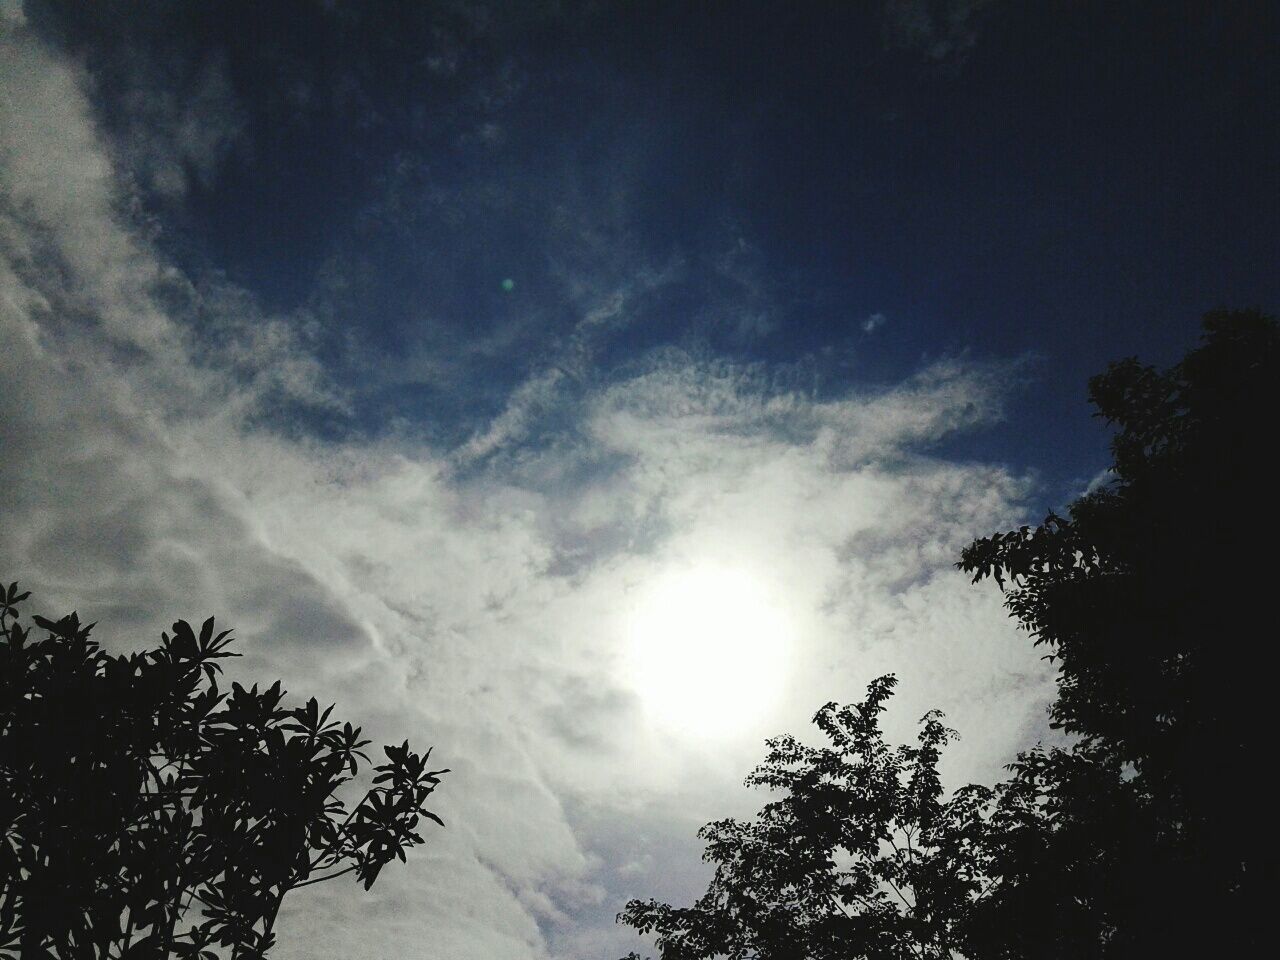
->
618, 676, 1051, 960
957, 310, 1279, 953
959, 310, 1278, 759
620, 312, 1279, 957
0, 584, 447, 960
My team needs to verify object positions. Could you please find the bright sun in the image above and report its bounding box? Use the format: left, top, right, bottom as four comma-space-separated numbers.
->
624, 564, 792, 738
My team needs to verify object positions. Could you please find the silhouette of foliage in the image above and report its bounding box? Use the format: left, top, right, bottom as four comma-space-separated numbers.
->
0, 585, 447, 959
620, 312, 1279, 958
957, 310, 1279, 954
618, 675, 1052, 959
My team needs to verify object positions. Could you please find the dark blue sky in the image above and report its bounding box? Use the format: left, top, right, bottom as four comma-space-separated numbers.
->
31, 0, 1280, 498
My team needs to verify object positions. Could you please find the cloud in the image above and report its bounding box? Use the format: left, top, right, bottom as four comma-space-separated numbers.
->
863, 311, 888, 333
882, 0, 997, 62
1, 20, 1055, 960
452, 287, 635, 465
113, 54, 244, 199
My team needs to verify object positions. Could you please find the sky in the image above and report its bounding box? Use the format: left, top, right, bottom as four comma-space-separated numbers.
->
1, 1, 1277, 957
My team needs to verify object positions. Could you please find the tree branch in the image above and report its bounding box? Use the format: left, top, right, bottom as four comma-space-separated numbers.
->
289, 864, 358, 890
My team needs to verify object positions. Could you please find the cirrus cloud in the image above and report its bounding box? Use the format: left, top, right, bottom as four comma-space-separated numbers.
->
1, 16, 1055, 959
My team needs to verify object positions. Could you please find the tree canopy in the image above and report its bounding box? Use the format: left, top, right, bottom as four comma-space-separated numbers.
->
0, 585, 447, 960
619, 311, 1279, 958
619, 675, 1052, 960
959, 309, 1278, 953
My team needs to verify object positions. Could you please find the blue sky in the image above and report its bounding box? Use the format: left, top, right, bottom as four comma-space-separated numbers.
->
29, 1, 1278, 484
2, 2, 1277, 958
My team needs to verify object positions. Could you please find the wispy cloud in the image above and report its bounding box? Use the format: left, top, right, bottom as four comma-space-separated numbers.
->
1, 17, 1054, 959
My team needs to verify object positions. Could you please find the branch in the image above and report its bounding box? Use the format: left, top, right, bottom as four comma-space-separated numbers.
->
972, 873, 1003, 904
884, 875, 916, 913
289, 864, 358, 890
900, 822, 916, 858
306, 785, 377, 872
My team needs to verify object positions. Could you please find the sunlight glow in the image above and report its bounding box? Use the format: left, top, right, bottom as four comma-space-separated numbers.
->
625, 564, 792, 738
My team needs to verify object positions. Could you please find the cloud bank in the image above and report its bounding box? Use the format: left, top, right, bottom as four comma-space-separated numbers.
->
1, 14, 1054, 959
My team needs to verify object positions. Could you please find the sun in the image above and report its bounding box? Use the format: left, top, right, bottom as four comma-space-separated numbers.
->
624, 564, 792, 738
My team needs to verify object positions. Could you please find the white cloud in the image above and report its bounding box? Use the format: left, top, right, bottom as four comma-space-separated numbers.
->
0, 24, 1055, 960
863, 310, 888, 333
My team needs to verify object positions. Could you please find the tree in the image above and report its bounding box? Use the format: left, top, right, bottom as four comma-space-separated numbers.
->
620, 312, 1280, 958
618, 675, 1051, 960
0, 583, 448, 960
957, 310, 1279, 954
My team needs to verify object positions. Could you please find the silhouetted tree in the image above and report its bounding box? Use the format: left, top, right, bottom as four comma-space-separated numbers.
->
620, 312, 1279, 958
618, 676, 1052, 960
957, 310, 1279, 954
0, 583, 447, 960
